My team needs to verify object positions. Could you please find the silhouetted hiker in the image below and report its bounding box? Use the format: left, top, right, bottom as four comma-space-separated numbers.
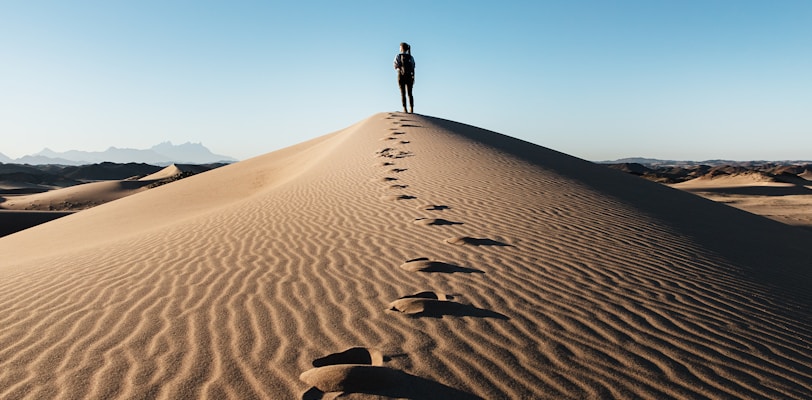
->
394, 42, 415, 113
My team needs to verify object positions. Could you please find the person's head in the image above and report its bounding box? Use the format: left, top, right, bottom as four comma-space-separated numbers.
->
400, 42, 410, 54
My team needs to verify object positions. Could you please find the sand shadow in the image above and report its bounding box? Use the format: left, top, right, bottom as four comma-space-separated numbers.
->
413, 218, 463, 226
445, 236, 511, 246
0, 210, 74, 238
389, 296, 508, 320
416, 302, 508, 320
417, 204, 450, 211
400, 258, 483, 274
381, 195, 417, 201
312, 347, 386, 367
301, 367, 482, 400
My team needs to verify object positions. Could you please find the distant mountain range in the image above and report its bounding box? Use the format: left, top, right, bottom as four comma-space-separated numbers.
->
0, 142, 236, 165
599, 157, 812, 167
605, 161, 812, 184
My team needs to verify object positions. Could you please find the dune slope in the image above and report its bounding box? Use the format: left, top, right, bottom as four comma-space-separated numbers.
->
1, 113, 810, 399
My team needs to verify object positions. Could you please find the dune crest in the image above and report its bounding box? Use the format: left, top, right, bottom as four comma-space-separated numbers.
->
1, 113, 810, 399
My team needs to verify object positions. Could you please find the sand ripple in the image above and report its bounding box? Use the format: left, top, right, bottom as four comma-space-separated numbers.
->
1, 113, 810, 399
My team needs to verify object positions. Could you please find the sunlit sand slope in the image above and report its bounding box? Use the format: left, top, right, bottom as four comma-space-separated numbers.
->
1, 113, 810, 399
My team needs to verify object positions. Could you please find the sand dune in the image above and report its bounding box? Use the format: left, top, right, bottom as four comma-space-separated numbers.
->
1, 113, 810, 399
674, 173, 812, 231
675, 172, 797, 188
1, 180, 159, 211
1, 164, 215, 212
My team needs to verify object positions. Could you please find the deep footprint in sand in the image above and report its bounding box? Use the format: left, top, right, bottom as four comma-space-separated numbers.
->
381, 194, 416, 201
375, 148, 413, 159
413, 218, 462, 226
371, 177, 398, 183
311, 347, 385, 367
301, 348, 391, 396
416, 204, 450, 211
388, 291, 508, 319
399, 258, 483, 273
444, 236, 511, 246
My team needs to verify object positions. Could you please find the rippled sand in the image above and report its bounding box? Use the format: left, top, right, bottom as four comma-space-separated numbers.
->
1, 113, 810, 399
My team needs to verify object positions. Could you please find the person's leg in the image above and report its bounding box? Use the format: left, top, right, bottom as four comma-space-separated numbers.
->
398, 77, 408, 112
406, 82, 414, 113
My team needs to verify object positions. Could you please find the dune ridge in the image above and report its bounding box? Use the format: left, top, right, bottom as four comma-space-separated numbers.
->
1, 113, 810, 399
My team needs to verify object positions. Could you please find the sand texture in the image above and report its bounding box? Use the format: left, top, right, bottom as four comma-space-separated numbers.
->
1, 113, 811, 399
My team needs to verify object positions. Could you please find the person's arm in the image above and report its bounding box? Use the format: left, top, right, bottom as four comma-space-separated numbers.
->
394, 54, 401, 70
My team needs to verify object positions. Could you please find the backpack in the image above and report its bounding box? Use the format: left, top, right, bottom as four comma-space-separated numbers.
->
399, 54, 414, 77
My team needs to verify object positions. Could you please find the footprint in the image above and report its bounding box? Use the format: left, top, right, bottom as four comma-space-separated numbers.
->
300, 348, 389, 395
301, 366, 480, 399
400, 291, 454, 300
301, 365, 397, 395
416, 204, 450, 211
389, 184, 409, 189
400, 141, 410, 144
375, 148, 413, 159
390, 168, 408, 173
371, 177, 398, 183
399, 258, 483, 273
312, 347, 384, 367
388, 292, 508, 319
413, 218, 462, 226
391, 131, 405, 135
376, 162, 394, 167
380, 137, 398, 141
444, 236, 511, 246
301, 346, 480, 399
390, 151, 413, 159
381, 195, 416, 201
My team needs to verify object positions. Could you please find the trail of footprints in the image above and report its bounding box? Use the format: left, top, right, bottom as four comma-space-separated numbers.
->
301, 112, 508, 398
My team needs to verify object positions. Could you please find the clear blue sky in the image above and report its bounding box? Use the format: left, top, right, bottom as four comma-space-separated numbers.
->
2, 1, 810, 161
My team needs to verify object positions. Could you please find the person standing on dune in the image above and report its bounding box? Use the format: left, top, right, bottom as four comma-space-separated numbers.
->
394, 42, 415, 113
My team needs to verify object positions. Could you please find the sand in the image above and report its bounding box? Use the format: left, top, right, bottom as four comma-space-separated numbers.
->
1, 113, 810, 399
674, 175, 812, 231
0, 164, 204, 212
0, 211, 74, 238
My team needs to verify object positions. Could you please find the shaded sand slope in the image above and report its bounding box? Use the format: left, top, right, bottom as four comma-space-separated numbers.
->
1, 113, 810, 399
